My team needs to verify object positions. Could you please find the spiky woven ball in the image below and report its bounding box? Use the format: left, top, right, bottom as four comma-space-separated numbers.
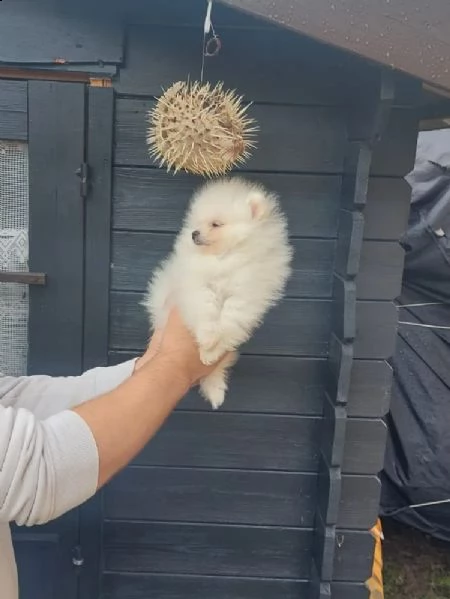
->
147, 81, 257, 177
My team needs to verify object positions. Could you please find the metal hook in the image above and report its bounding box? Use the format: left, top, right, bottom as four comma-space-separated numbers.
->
204, 35, 221, 57
201, 0, 220, 81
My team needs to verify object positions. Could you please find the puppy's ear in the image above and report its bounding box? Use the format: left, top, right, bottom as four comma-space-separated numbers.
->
248, 190, 270, 221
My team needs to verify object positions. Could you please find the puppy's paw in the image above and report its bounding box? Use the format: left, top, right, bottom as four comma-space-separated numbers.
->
197, 325, 221, 352
199, 344, 229, 366
199, 348, 219, 366
208, 386, 226, 410
200, 378, 226, 409
197, 326, 223, 365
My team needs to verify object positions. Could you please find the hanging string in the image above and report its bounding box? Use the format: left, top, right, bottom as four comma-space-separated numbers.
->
200, 0, 221, 83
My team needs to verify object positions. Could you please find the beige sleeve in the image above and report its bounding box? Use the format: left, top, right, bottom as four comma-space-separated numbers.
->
0, 360, 135, 526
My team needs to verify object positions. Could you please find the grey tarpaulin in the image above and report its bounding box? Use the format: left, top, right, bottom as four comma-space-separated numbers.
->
380, 129, 450, 539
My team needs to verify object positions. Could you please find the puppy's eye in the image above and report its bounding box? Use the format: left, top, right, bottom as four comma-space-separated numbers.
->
211, 222, 222, 228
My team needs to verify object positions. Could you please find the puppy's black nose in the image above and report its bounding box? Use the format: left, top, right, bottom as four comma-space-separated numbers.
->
192, 230, 200, 241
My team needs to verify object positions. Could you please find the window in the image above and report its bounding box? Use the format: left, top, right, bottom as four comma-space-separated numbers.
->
0, 140, 29, 375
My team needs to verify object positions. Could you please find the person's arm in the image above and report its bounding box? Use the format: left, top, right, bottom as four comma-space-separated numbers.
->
73, 353, 190, 488
0, 360, 136, 419
0, 327, 161, 420
0, 311, 216, 527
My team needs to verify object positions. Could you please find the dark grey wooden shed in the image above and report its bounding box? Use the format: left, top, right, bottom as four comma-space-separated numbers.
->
1, 1, 449, 598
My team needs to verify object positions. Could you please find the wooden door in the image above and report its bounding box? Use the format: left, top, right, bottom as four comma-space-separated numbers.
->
0, 79, 113, 599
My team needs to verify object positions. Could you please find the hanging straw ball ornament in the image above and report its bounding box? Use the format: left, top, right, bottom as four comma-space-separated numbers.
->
147, 81, 257, 177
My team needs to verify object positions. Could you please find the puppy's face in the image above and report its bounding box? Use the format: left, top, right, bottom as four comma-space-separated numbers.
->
186, 187, 270, 255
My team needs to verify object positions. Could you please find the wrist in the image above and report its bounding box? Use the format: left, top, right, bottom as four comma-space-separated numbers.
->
140, 353, 192, 395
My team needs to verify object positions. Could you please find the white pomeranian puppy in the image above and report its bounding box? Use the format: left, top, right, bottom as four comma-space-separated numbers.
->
143, 177, 292, 409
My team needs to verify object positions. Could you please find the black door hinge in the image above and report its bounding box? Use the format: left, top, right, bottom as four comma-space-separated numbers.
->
75, 162, 90, 199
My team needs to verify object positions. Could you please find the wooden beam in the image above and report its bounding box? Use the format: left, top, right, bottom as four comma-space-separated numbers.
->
0, 66, 90, 83
0, 66, 112, 87
219, 0, 450, 92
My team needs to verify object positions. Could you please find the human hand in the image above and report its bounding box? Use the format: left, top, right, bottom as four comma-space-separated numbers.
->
135, 309, 224, 386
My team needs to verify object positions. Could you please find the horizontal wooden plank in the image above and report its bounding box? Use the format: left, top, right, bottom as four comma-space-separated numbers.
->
364, 177, 412, 241
347, 360, 393, 418
104, 468, 317, 527
110, 291, 399, 359
0, 1, 123, 64
343, 418, 387, 475
103, 521, 313, 579
114, 99, 347, 173
103, 521, 373, 581
354, 300, 398, 360
345, 113, 418, 181
111, 231, 336, 298
332, 584, 370, 599
134, 412, 321, 472
109, 354, 327, 416
130, 412, 387, 475
116, 25, 370, 104
111, 352, 392, 420
327, 338, 393, 417
109, 292, 332, 356
0, 80, 28, 140
370, 109, 419, 177
114, 99, 416, 177
105, 467, 380, 530
333, 278, 399, 359
0, 272, 45, 285
356, 241, 404, 301
102, 573, 370, 599
0, 80, 27, 112
102, 573, 309, 599
0, 111, 27, 141
112, 168, 341, 238
339, 476, 381, 529
335, 223, 404, 300
338, 415, 391, 472
29, 63, 118, 77
334, 530, 375, 582
111, 231, 173, 290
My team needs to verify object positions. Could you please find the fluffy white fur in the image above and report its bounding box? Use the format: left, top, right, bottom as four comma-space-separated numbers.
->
143, 177, 292, 409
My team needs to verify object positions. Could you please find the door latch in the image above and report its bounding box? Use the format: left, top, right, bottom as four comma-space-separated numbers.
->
72, 545, 84, 568
75, 162, 90, 199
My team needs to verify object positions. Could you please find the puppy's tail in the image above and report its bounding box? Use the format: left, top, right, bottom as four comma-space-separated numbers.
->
199, 351, 238, 409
